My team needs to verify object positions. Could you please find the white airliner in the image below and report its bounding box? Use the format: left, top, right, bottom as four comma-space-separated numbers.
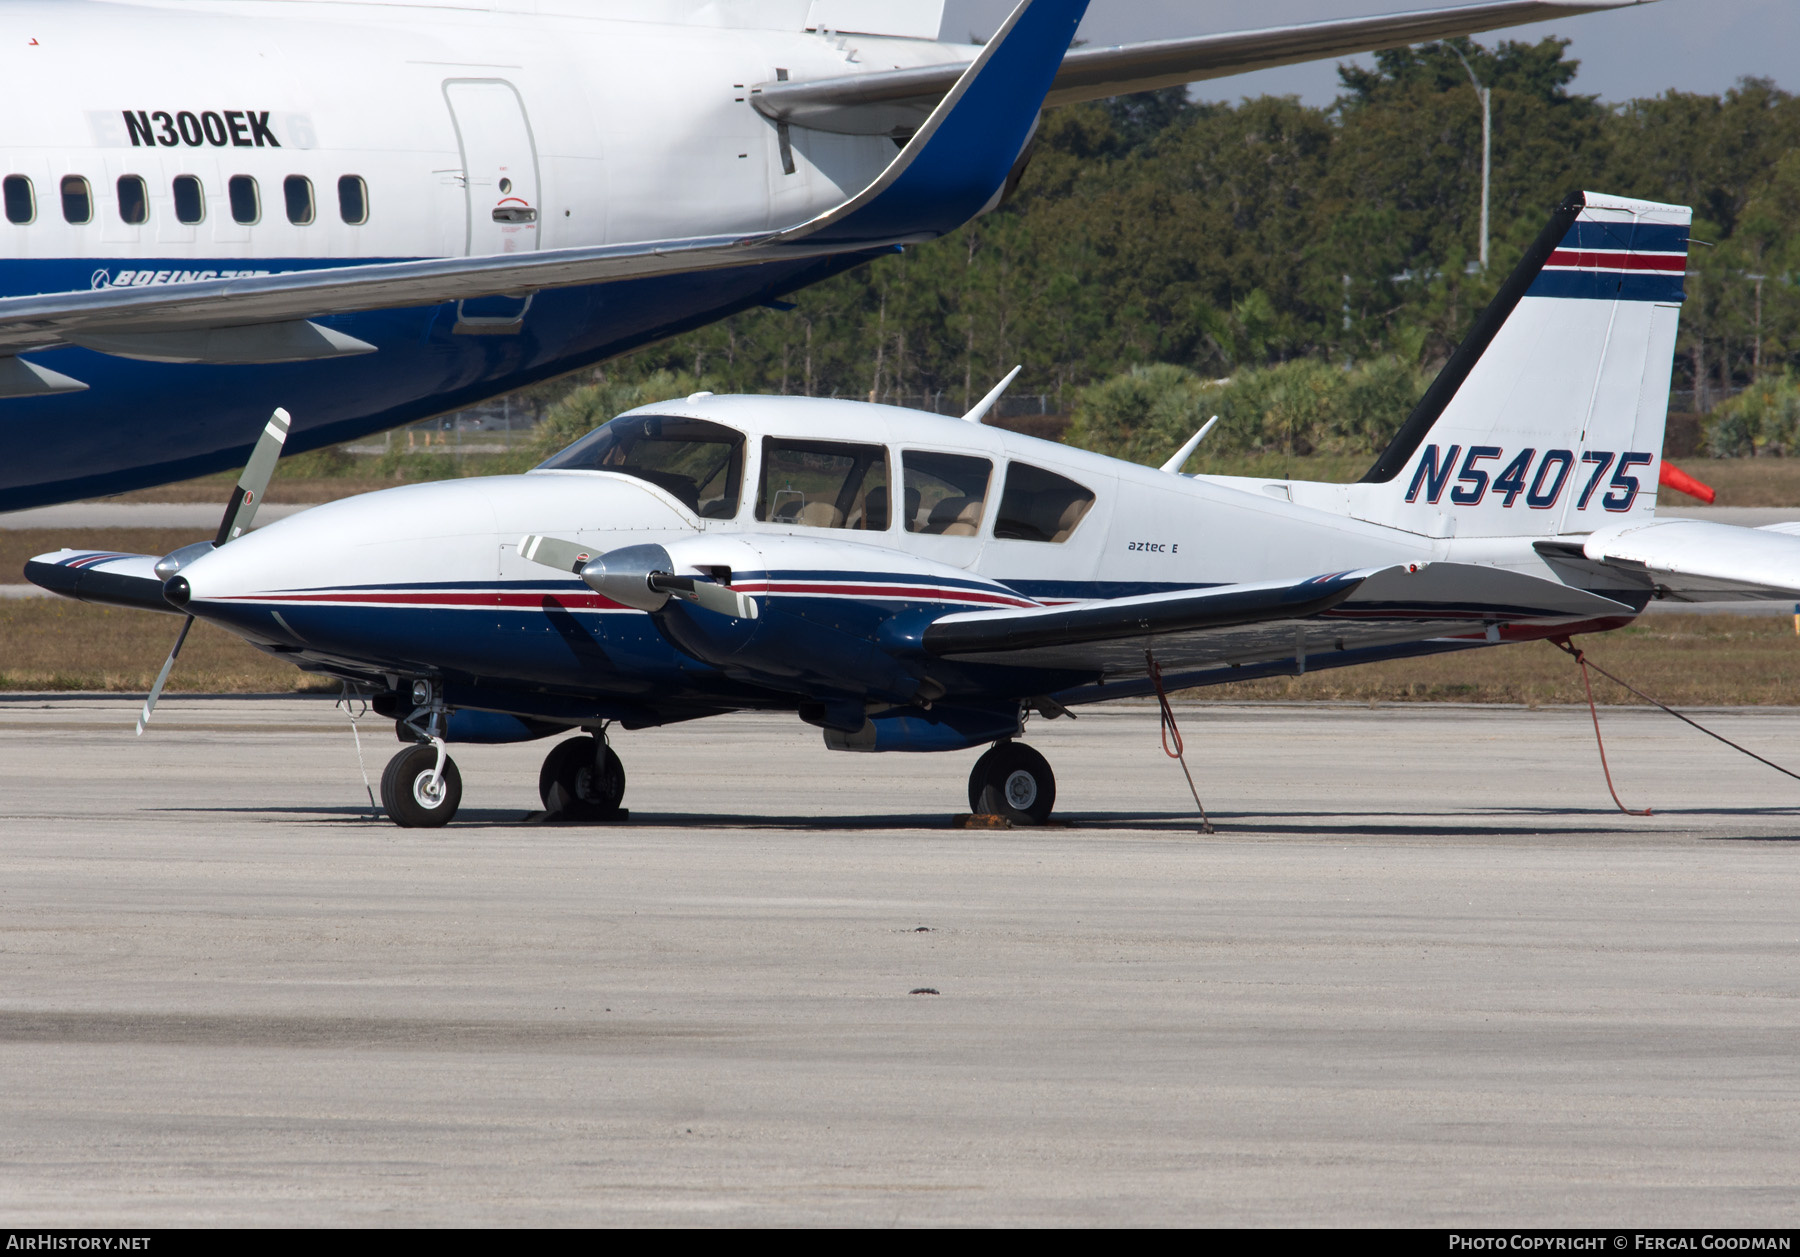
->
34, 188, 1800, 829
0, 0, 1651, 511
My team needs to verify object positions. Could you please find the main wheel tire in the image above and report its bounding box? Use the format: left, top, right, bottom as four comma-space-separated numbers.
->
975, 741, 1056, 826
539, 736, 626, 821
380, 744, 462, 828
967, 743, 1004, 814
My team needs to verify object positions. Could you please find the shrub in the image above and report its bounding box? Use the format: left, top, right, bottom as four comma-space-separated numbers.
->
1067, 357, 1428, 466
1705, 374, 1800, 457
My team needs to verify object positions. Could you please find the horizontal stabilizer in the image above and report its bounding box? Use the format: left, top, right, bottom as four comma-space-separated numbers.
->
24, 550, 181, 614
1581, 519, 1800, 601
756, 0, 1649, 135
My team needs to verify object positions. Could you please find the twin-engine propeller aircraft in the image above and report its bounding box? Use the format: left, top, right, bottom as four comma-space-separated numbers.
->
0, 0, 1653, 511
34, 190, 1795, 829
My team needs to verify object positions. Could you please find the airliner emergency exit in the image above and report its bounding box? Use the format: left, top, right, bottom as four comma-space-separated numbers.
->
33, 189, 1800, 829
0, 0, 1650, 511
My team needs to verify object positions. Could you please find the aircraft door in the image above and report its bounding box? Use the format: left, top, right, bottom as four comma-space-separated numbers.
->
443, 79, 542, 256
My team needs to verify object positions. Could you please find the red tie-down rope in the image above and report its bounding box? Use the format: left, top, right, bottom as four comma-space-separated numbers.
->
1552, 635, 1800, 816
1146, 648, 1215, 834
1552, 637, 1653, 815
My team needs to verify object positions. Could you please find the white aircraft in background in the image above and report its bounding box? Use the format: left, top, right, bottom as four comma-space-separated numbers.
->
0, 0, 1653, 511
35, 189, 1800, 830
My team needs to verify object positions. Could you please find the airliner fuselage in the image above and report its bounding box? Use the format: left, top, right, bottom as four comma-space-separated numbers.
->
0, 0, 952, 505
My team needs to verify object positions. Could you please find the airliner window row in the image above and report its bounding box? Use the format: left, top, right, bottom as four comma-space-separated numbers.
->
2, 173, 369, 228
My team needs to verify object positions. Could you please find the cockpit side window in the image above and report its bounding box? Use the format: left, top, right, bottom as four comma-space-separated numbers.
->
756, 438, 889, 530
994, 462, 1096, 543
902, 451, 993, 535
538, 414, 745, 518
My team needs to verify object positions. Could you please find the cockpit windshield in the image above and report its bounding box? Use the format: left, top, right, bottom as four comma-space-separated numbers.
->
537, 414, 745, 518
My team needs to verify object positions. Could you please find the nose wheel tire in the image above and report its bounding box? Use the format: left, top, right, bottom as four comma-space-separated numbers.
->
539, 735, 627, 821
971, 741, 1056, 826
380, 744, 463, 828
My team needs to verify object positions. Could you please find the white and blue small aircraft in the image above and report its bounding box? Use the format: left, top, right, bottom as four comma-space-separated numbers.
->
0, 0, 1654, 512
32, 188, 1800, 828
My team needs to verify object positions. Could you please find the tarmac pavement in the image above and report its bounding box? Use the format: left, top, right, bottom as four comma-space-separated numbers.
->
0, 697, 1796, 1226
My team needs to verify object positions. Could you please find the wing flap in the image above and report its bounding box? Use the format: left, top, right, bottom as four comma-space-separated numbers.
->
929, 562, 1634, 678
925, 569, 1372, 657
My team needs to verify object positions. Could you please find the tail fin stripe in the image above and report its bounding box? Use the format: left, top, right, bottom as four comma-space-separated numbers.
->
1545, 250, 1686, 273
1530, 271, 1687, 303
1562, 221, 1690, 253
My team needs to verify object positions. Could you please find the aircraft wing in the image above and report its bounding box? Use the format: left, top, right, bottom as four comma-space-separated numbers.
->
926, 562, 1635, 678
755, 0, 1652, 136
0, 0, 1085, 364
1561, 519, 1800, 602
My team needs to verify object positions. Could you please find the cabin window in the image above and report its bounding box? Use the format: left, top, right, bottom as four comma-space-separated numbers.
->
3, 175, 34, 224
228, 175, 260, 225
116, 175, 148, 225
60, 176, 92, 225
994, 462, 1096, 543
757, 438, 890, 530
902, 451, 992, 535
172, 175, 204, 224
284, 175, 314, 225
338, 175, 368, 225
538, 414, 744, 518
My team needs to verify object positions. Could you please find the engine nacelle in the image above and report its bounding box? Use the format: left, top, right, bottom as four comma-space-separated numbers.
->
821, 703, 1022, 753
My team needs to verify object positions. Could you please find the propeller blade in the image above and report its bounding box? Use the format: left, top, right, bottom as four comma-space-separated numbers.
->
215, 407, 292, 546
519, 534, 598, 574
684, 578, 760, 620
648, 572, 759, 620
137, 615, 194, 736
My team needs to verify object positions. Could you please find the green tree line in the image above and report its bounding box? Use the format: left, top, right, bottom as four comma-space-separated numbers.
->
556, 39, 1800, 467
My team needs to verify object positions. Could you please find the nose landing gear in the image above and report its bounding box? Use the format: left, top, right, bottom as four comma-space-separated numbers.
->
967, 740, 1056, 826
539, 732, 627, 821
380, 742, 463, 828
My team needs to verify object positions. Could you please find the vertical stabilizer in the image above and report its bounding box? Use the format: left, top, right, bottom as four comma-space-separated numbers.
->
1354, 191, 1691, 539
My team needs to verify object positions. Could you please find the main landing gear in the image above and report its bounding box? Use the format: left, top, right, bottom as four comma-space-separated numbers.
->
539, 732, 627, 821
967, 740, 1056, 826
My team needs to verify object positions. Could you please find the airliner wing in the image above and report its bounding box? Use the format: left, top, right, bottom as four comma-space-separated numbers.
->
0, 0, 1086, 364
1568, 519, 1800, 602
755, 0, 1653, 136
926, 562, 1634, 679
